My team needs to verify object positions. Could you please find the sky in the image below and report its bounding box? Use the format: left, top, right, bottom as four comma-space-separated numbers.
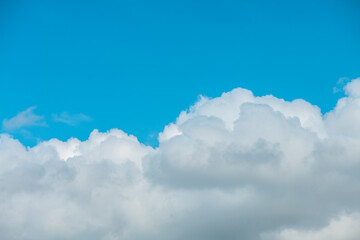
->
1, 1, 360, 240
1, 0, 360, 145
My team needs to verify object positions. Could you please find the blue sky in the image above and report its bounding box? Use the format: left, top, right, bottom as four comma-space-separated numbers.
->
1, 0, 360, 146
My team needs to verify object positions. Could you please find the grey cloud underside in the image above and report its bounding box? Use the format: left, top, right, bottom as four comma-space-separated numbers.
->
1, 79, 360, 240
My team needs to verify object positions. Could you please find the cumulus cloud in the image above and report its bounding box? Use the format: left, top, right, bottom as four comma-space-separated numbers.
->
1, 78, 360, 239
52, 112, 91, 126
2, 106, 46, 131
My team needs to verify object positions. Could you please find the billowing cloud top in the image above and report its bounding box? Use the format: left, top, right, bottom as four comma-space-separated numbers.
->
1, 79, 360, 240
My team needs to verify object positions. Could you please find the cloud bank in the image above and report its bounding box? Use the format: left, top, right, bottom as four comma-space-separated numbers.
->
1, 79, 360, 239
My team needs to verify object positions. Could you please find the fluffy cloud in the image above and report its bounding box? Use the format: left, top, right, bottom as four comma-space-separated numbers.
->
1, 78, 360, 239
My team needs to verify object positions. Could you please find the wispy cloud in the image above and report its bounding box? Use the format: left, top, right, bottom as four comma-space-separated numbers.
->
52, 112, 91, 126
333, 77, 350, 93
2, 106, 46, 131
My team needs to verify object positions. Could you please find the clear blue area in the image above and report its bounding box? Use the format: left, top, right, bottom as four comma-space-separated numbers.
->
1, 0, 360, 146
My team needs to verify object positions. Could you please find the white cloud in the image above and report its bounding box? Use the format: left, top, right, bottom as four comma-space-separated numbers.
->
1, 78, 360, 239
2, 106, 46, 131
52, 112, 91, 126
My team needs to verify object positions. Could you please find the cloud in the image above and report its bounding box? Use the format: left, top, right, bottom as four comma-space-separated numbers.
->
1, 78, 360, 239
52, 112, 91, 126
333, 77, 350, 93
262, 213, 360, 240
2, 106, 46, 131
